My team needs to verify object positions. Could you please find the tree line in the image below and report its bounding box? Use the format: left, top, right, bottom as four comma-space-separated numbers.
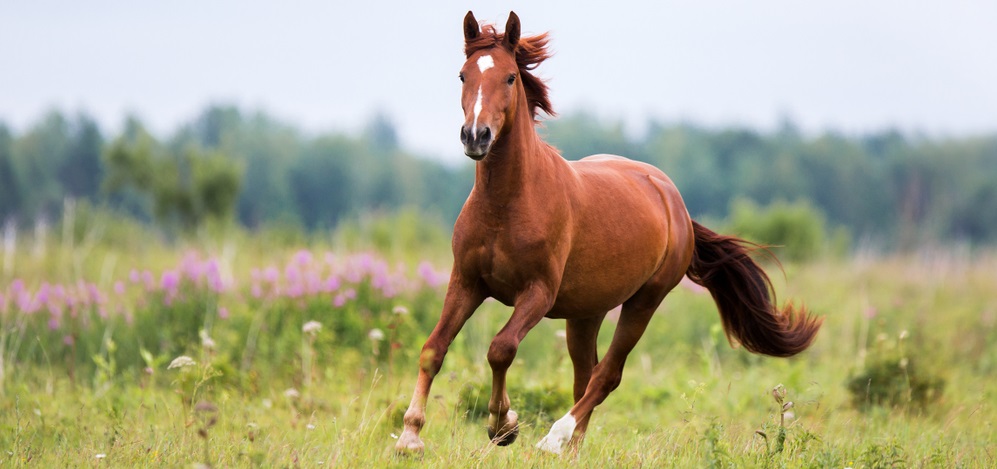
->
1, 105, 995, 248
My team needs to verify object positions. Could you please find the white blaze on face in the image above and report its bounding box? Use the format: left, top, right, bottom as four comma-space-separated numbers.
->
477, 54, 494, 73
472, 88, 483, 135
536, 412, 577, 454
471, 54, 494, 135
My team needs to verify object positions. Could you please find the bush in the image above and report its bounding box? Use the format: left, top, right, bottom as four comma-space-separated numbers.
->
727, 198, 849, 261
846, 332, 944, 412
458, 381, 572, 427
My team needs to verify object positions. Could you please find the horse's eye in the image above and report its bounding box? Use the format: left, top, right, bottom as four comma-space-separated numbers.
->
459, 73, 465, 83
506, 74, 516, 85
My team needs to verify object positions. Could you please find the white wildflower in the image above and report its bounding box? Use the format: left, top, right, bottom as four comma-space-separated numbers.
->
95, 453, 106, 459
302, 320, 322, 335
167, 355, 196, 370
368, 328, 385, 342
306, 424, 315, 430
555, 329, 567, 339
199, 330, 216, 350
899, 330, 909, 340
284, 388, 300, 399
392, 305, 409, 315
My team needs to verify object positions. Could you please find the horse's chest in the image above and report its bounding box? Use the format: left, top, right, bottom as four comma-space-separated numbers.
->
472, 233, 547, 303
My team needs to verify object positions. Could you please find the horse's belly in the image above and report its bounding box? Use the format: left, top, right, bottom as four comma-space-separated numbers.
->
545, 246, 663, 318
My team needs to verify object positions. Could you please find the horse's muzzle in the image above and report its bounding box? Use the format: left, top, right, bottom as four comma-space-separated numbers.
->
460, 125, 492, 160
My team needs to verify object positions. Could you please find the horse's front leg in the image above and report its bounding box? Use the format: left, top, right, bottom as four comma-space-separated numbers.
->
486, 282, 554, 446
395, 275, 485, 455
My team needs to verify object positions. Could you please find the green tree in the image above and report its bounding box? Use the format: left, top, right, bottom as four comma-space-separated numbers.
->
0, 124, 20, 221
174, 105, 301, 227
104, 123, 242, 233
12, 110, 71, 217
291, 135, 360, 229
58, 113, 104, 199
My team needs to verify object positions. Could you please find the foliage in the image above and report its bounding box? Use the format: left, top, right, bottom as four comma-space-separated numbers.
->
726, 197, 846, 261
846, 331, 945, 412
458, 381, 572, 428
2, 106, 997, 249
0, 225, 996, 466
103, 119, 242, 233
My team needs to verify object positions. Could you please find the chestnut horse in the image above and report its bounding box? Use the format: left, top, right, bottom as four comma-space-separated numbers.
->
395, 11, 822, 455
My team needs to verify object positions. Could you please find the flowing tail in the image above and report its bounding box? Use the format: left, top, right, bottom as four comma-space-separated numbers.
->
686, 221, 822, 357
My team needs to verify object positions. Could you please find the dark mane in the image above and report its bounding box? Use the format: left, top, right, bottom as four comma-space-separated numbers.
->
465, 24, 555, 121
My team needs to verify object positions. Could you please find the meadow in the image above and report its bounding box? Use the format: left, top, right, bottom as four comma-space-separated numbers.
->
1, 220, 995, 468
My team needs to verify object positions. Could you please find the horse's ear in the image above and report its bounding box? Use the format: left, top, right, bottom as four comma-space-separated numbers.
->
504, 11, 520, 51
464, 11, 479, 43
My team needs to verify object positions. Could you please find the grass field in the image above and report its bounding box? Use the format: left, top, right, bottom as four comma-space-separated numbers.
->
1, 231, 995, 467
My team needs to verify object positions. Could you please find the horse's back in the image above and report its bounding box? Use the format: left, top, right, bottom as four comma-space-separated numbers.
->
570, 154, 685, 210
573, 153, 674, 184
546, 154, 694, 317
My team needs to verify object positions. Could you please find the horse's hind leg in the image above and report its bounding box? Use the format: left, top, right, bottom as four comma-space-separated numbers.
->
537, 282, 677, 454
563, 314, 605, 448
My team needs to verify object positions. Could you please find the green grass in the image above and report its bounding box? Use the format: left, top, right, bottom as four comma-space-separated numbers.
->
2, 233, 996, 467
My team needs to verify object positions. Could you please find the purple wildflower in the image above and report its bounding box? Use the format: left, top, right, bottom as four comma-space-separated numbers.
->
35, 283, 50, 307
87, 283, 104, 305
142, 270, 155, 290
263, 266, 280, 283
417, 261, 448, 288
324, 275, 341, 292
161, 270, 180, 292
293, 249, 313, 266
333, 293, 347, 308
17, 289, 35, 313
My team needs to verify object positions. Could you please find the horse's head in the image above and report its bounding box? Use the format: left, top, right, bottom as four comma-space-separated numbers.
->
459, 11, 521, 159
459, 11, 554, 160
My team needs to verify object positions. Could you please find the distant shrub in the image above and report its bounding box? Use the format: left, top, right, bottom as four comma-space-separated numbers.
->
727, 198, 849, 261
458, 381, 571, 427
846, 332, 944, 412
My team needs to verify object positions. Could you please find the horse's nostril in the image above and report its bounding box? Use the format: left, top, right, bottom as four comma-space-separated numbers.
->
460, 126, 470, 144
478, 127, 491, 144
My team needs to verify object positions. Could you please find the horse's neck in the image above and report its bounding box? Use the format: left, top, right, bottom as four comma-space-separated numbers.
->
475, 117, 564, 205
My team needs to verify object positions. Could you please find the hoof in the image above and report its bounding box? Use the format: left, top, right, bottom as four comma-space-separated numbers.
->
394, 430, 425, 456
487, 424, 519, 446
487, 410, 520, 446
535, 412, 577, 455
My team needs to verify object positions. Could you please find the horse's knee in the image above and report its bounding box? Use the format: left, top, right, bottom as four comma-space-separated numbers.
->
487, 337, 518, 370
418, 343, 446, 376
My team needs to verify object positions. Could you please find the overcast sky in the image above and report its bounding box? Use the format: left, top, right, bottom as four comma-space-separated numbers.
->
2, 1, 995, 164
